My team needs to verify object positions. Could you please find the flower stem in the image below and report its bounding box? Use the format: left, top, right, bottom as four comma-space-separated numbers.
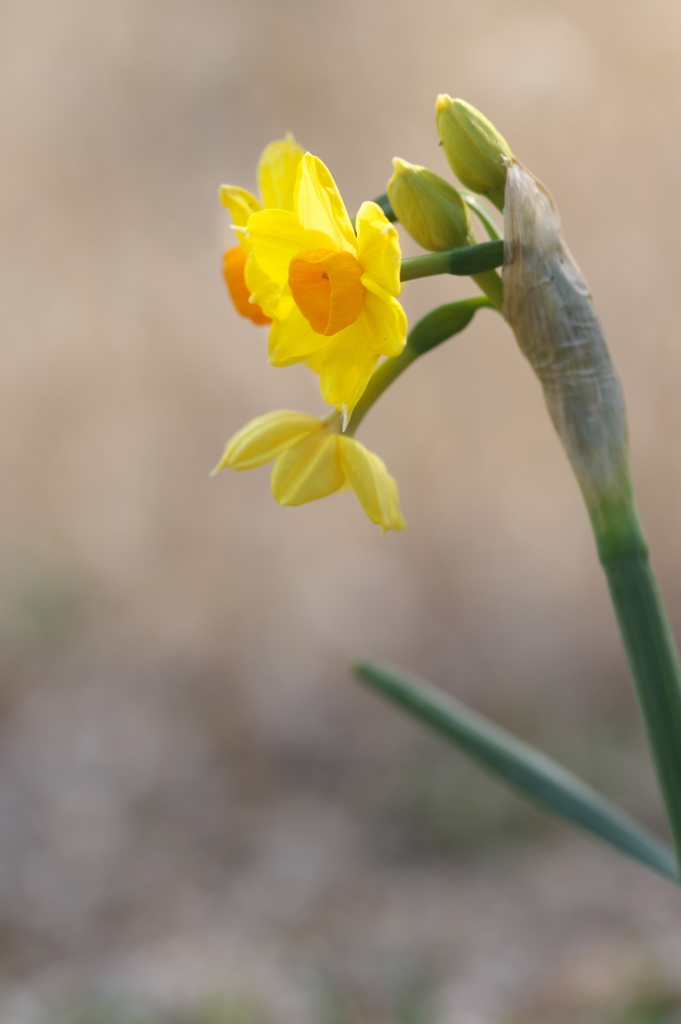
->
345, 348, 418, 437
594, 505, 681, 865
400, 240, 504, 283
462, 193, 503, 241
347, 297, 493, 436
501, 157, 681, 873
471, 270, 503, 310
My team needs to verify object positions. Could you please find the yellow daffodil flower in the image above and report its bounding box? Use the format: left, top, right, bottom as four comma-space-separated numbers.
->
213, 409, 405, 533
219, 134, 304, 325
242, 153, 408, 413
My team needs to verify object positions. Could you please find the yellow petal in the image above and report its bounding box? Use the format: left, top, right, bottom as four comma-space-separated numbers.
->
295, 154, 357, 254
339, 437, 406, 532
213, 411, 321, 472
316, 287, 407, 407
245, 209, 315, 283
219, 186, 262, 228
271, 431, 345, 505
303, 348, 326, 374
241, 251, 282, 318
268, 295, 332, 365
358, 286, 408, 357
355, 201, 402, 296
318, 323, 380, 412
257, 134, 304, 211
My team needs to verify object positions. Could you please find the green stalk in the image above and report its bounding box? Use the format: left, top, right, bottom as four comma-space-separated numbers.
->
594, 503, 681, 864
373, 192, 503, 307
459, 230, 504, 309
471, 269, 503, 310
461, 193, 503, 241
501, 159, 681, 872
400, 240, 503, 283
345, 348, 417, 437
347, 297, 493, 436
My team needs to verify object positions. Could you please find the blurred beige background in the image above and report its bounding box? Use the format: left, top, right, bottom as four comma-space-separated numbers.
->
2, 0, 681, 1020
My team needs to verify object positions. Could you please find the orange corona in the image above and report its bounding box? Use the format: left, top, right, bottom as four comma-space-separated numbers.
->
222, 246, 271, 326
288, 249, 364, 336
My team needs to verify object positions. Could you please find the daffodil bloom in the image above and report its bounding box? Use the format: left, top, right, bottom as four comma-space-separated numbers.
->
220, 134, 304, 325
213, 409, 405, 532
242, 154, 408, 413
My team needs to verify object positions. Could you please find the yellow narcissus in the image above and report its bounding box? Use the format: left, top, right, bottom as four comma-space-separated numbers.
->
219, 134, 304, 325
243, 153, 408, 413
213, 409, 405, 533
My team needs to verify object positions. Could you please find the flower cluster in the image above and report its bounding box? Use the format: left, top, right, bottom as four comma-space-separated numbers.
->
214, 99, 512, 532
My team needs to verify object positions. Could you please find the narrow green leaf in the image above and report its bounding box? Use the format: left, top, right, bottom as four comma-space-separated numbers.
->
355, 659, 678, 884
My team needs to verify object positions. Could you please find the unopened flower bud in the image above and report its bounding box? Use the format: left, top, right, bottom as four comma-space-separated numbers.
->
387, 158, 471, 251
435, 96, 513, 211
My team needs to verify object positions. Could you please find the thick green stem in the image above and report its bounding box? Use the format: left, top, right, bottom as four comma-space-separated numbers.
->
596, 509, 681, 865
572, 485, 681, 873
502, 157, 681, 875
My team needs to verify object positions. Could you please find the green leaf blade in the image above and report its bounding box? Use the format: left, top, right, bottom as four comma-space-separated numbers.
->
355, 659, 678, 885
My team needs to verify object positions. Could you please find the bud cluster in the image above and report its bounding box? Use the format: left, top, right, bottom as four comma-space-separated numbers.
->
385, 95, 513, 298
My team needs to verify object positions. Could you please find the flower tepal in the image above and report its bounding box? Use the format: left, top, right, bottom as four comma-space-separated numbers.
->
219, 134, 304, 325
243, 154, 408, 413
213, 410, 405, 533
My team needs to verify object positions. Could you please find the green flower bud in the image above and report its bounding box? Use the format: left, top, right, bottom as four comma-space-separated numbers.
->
387, 158, 471, 251
435, 96, 513, 211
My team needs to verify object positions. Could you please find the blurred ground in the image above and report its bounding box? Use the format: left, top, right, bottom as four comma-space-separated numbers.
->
2, 0, 681, 1020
